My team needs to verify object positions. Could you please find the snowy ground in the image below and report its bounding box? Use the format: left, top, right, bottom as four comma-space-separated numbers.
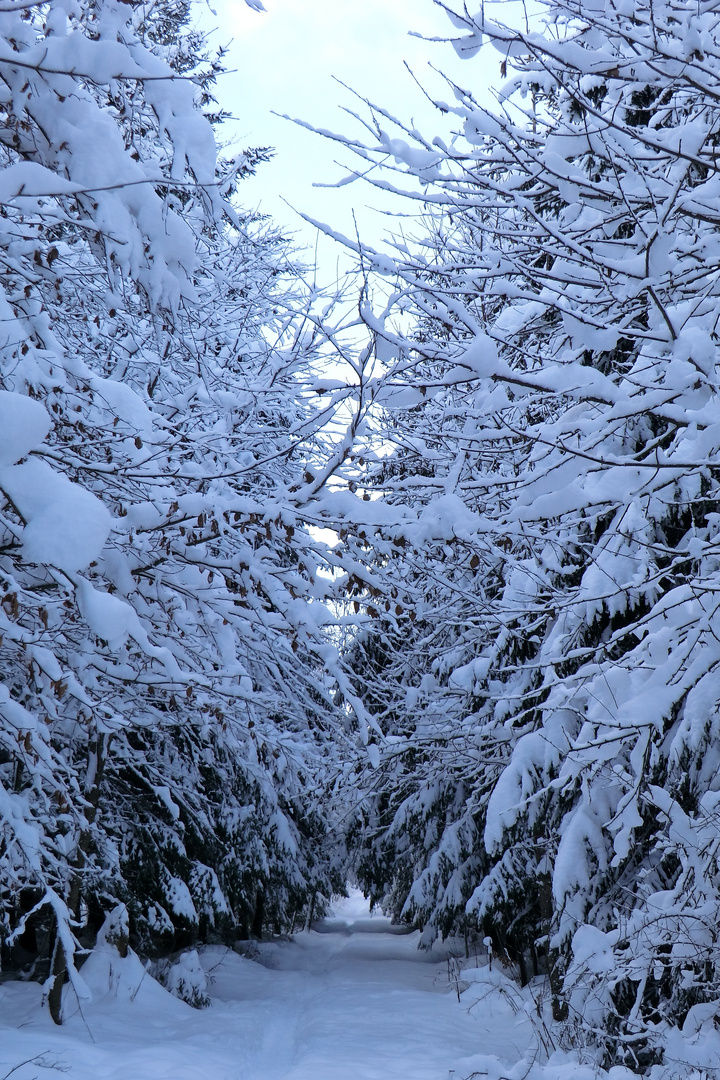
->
0, 893, 628, 1080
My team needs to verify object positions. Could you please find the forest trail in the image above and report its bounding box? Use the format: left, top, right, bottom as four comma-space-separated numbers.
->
216, 892, 537, 1080
0, 893, 538, 1080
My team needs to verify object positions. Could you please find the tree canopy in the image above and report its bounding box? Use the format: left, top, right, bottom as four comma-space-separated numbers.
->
0, 0, 354, 1022
4, 1, 720, 1071
315, 0, 720, 1064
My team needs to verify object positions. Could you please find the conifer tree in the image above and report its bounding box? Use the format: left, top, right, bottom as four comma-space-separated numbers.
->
327, 0, 720, 1058
0, 0, 348, 1021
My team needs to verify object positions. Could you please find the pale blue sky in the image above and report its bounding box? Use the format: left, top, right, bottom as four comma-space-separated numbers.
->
206, 1, 492, 267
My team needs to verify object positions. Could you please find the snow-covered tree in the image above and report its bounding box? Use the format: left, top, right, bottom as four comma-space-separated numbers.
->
0, 0, 351, 1022
319, 0, 720, 1059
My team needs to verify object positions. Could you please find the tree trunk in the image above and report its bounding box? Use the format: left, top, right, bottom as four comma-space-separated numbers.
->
46, 729, 107, 1024
538, 874, 568, 1022
47, 915, 66, 1026
304, 890, 317, 931
251, 890, 264, 940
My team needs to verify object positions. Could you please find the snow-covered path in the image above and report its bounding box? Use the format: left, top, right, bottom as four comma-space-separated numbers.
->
214, 894, 536, 1080
0, 894, 540, 1080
